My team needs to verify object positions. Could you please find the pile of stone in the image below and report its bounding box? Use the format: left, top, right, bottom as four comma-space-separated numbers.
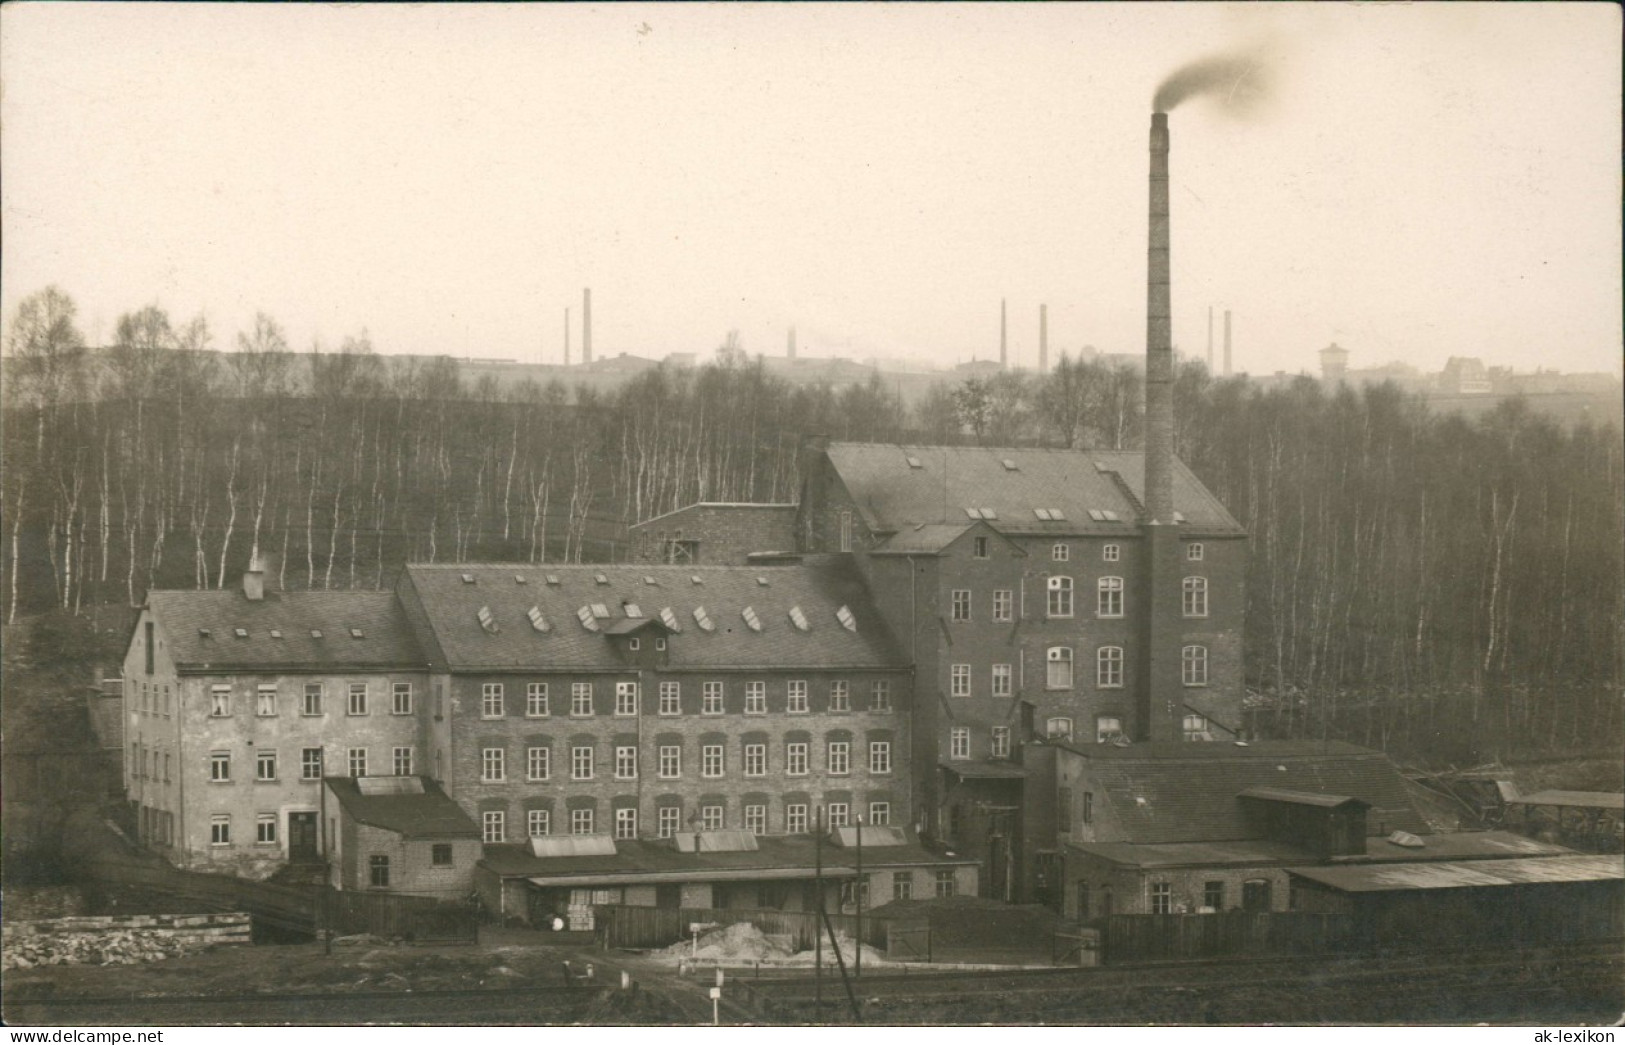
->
2, 912, 251, 970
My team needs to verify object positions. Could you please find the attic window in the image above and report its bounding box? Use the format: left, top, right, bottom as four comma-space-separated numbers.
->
577, 606, 600, 632
310, 629, 323, 639
476, 606, 498, 634
350, 628, 364, 639
789, 606, 810, 632
1001, 458, 1019, 471
514, 574, 528, 584
905, 455, 923, 469
691, 575, 704, 585
693, 606, 715, 632
1035, 508, 1066, 521
594, 573, 610, 586
964, 507, 998, 520
643, 576, 659, 586
1173, 511, 1187, 523
527, 606, 550, 632
1102, 510, 1120, 522
545, 574, 561, 586
660, 607, 682, 633
590, 603, 611, 619
741, 606, 762, 632
1088, 510, 1105, 522
756, 576, 770, 587
198, 628, 212, 639
269, 629, 283, 639
623, 603, 644, 619
836, 605, 857, 632
234, 628, 248, 639
461, 573, 476, 584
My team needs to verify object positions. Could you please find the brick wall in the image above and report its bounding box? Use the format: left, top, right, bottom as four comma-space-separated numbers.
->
340, 822, 479, 899
1063, 850, 1293, 917
630, 504, 798, 565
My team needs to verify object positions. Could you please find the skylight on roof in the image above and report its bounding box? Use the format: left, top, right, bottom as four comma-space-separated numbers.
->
198, 627, 212, 638
527, 606, 550, 633
1088, 509, 1105, 522
350, 628, 364, 639
836, 605, 857, 632
905, 455, 923, 469
1034, 508, 1055, 521
594, 573, 609, 586
1002, 458, 1019, 471
269, 629, 282, 639
461, 573, 476, 584
788, 606, 810, 632
476, 606, 499, 634
691, 575, 704, 585
311, 629, 323, 639
577, 606, 600, 632
234, 628, 248, 639
590, 603, 611, 620
623, 603, 644, 619
1173, 511, 1187, 523
546, 574, 560, 586
660, 607, 682, 633
643, 575, 658, 586
756, 576, 770, 587
514, 574, 528, 584
741, 606, 762, 632
693, 606, 715, 632
1101, 509, 1120, 522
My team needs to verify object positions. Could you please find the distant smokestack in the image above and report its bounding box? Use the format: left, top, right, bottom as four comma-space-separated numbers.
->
1223, 309, 1233, 376
583, 288, 593, 365
564, 306, 571, 366
1144, 112, 1174, 525
1039, 304, 1048, 373
788, 326, 797, 360
1207, 306, 1214, 371
1000, 299, 1008, 370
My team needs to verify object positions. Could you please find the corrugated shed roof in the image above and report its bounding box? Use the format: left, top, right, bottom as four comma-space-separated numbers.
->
1287, 855, 1625, 893
147, 589, 426, 673
824, 443, 1243, 536
324, 777, 480, 839
398, 559, 906, 671
1063, 740, 1428, 844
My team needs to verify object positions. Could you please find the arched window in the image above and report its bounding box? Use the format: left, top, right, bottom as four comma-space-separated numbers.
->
1045, 717, 1074, 739
1046, 646, 1074, 689
1097, 576, 1123, 617
1047, 576, 1074, 618
1095, 715, 1124, 743
1183, 576, 1208, 617
1096, 646, 1124, 688
1182, 645, 1209, 686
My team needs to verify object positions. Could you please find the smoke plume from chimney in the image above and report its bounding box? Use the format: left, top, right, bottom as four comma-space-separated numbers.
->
1153, 44, 1273, 116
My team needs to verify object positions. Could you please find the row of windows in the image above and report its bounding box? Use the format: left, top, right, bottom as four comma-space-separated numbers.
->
130, 743, 174, 783
209, 812, 282, 847
949, 644, 1210, 694
134, 680, 174, 717
950, 577, 1209, 622
473, 679, 895, 718
206, 746, 409, 782
366, 845, 458, 887
946, 713, 1154, 760
481, 797, 895, 843
209, 682, 413, 718
479, 739, 892, 783
976, 539, 1205, 564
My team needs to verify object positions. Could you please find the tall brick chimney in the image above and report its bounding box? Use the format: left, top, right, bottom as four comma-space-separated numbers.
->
583, 288, 593, 365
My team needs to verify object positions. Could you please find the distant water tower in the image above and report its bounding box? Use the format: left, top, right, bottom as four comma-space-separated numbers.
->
1319, 342, 1350, 384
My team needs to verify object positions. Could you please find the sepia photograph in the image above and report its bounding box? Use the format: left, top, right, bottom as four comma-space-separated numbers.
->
1, 1, 1621, 1030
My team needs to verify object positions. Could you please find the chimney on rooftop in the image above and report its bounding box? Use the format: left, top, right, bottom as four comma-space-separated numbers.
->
243, 550, 265, 602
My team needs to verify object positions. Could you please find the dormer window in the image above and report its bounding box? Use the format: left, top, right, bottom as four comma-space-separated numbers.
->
476, 607, 498, 634
693, 606, 715, 632
577, 606, 600, 632
788, 606, 810, 632
660, 607, 682, 632
623, 603, 644, 619
741, 606, 762, 632
836, 605, 857, 632
527, 606, 550, 632
590, 603, 611, 619
233, 628, 248, 639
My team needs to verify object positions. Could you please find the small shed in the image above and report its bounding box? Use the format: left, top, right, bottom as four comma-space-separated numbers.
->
324, 776, 482, 900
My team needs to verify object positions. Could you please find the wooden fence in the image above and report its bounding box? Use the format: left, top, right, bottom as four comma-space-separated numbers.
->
594, 903, 892, 952
314, 888, 478, 943
1100, 911, 1361, 964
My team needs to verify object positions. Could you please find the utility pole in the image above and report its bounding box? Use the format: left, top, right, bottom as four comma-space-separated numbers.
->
814, 806, 823, 1019
854, 817, 863, 978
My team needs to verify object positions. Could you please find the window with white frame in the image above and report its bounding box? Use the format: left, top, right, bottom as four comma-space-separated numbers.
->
256, 684, 277, 717
951, 590, 971, 621
210, 815, 231, 846
992, 589, 1013, 622
527, 746, 550, 781
571, 682, 593, 717
256, 813, 277, 845
1047, 575, 1074, 618
348, 682, 368, 716
991, 726, 1011, 758
481, 747, 505, 782
1046, 716, 1074, 739
827, 803, 850, 828
786, 742, 809, 776
658, 681, 681, 716
1047, 646, 1074, 689
301, 748, 322, 780
950, 664, 971, 697
950, 727, 970, 760
615, 681, 638, 716
615, 807, 638, 840
893, 872, 913, 900
1182, 645, 1209, 686
393, 746, 413, 775
255, 751, 276, 781
868, 801, 891, 826
701, 744, 724, 778
787, 804, 809, 834
1096, 715, 1124, 743
210, 686, 231, 717
1097, 577, 1124, 617
302, 683, 323, 716
1184, 713, 1212, 740
1183, 576, 1208, 617
483, 810, 505, 843
702, 681, 725, 715
869, 740, 891, 774
1103, 543, 1120, 562
871, 679, 892, 712
526, 682, 549, 717
657, 806, 680, 838
392, 682, 412, 715
829, 680, 850, 712
658, 745, 681, 779
992, 663, 1012, 697
1052, 543, 1070, 562
973, 535, 989, 558
572, 746, 594, 780
481, 683, 504, 718
571, 808, 594, 836
827, 741, 850, 775
745, 681, 766, 714
744, 743, 766, 777
745, 804, 766, 835
701, 804, 724, 830
1097, 646, 1124, 688
787, 680, 808, 713
1151, 881, 1173, 914
528, 809, 550, 837
210, 751, 231, 781
1187, 542, 1204, 562
614, 746, 638, 780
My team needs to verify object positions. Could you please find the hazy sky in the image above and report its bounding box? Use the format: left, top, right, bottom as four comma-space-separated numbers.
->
2, 3, 1620, 377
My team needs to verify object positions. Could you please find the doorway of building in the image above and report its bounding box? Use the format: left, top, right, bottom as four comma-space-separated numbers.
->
288, 812, 318, 862
1242, 878, 1273, 912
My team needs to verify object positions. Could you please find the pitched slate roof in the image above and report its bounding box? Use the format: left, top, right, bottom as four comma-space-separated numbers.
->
324, 777, 480, 839
397, 557, 906, 671
1060, 740, 1428, 844
146, 589, 426, 674
824, 442, 1244, 536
